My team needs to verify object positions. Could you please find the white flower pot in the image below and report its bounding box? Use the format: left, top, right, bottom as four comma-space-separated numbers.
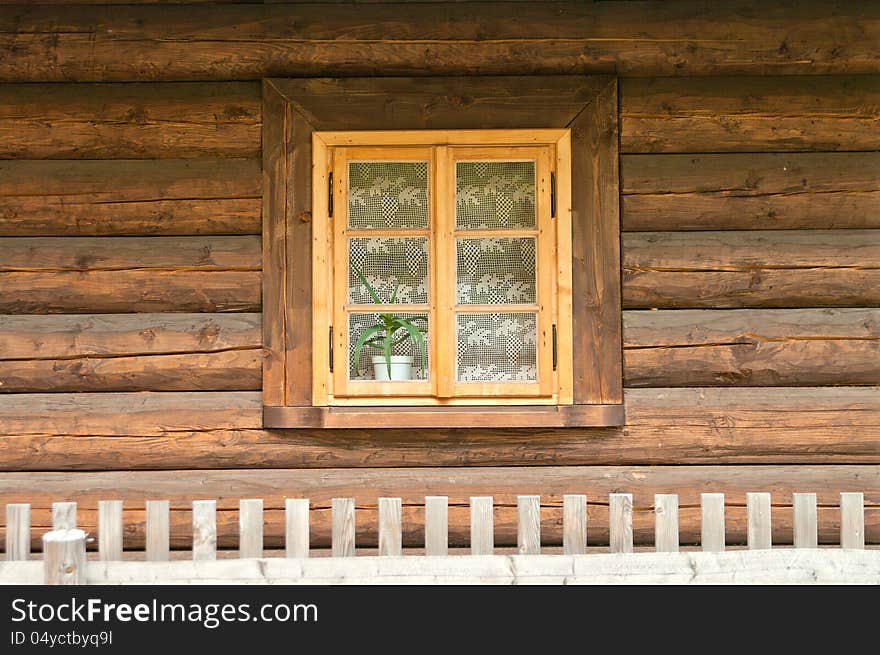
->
372, 355, 413, 381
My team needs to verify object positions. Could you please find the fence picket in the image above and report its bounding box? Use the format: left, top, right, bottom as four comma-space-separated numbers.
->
840, 493, 865, 550
379, 497, 402, 557
609, 493, 633, 554
563, 494, 587, 555
425, 496, 448, 556
517, 496, 541, 555
145, 500, 170, 562
747, 493, 772, 550
793, 493, 818, 549
98, 500, 123, 561
700, 493, 725, 552
5, 504, 30, 562
285, 499, 310, 559
332, 498, 355, 557
654, 494, 679, 553
192, 500, 217, 561
52, 502, 77, 530
470, 496, 494, 556
239, 499, 263, 559
43, 529, 86, 585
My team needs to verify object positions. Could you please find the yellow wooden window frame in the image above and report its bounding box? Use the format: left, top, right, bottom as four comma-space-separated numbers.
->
311, 129, 574, 407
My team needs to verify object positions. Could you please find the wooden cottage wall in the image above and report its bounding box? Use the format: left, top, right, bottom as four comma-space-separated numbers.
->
0, 1, 877, 550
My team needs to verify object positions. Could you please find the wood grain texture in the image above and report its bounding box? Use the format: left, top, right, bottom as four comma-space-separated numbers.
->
654, 494, 679, 553
623, 230, 880, 308
192, 500, 217, 561
331, 497, 355, 557
424, 496, 448, 556
516, 495, 541, 555
700, 493, 725, 552
0, 159, 260, 237
239, 499, 263, 558
145, 500, 170, 561
1, 2, 878, 81
97, 500, 123, 561
609, 494, 633, 553
624, 308, 880, 387
747, 493, 772, 550
1, 387, 878, 470
621, 152, 880, 231
378, 497, 402, 557
621, 76, 880, 153
52, 502, 76, 530
840, 492, 865, 550
0, 82, 259, 159
1, 466, 876, 550
793, 493, 818, 549
5, 504, 30, 561
562, 495, 587, 555
42, 529, 85, 585
470, 496, 493, 555
285, 498, 309, 559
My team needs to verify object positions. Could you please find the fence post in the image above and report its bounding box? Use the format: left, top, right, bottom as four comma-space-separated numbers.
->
563, 494, 587, 555
654, 494, 679, 553
98, 500, 123, 561
517, 495, 541, 555
609, 493, 633, 554
145, 500, 170, 561
239, 499, 264, 558
424, 496, 448, 556
52, 502, 77, 530
793, 493, 818, 549
192, 500, 217, 561
470, 496, 494, 556
5, 504, 30, 561
285, 499, 310, 559
840, 493, 865, 549
43, 529, 87, 585
331, 498, 355, 557
747, 492, 772, 550
379, 497, 402, 556
700, 493, 725, 552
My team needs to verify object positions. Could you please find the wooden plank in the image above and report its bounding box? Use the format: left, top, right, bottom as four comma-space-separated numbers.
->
239, 499, 263, 558
570, 77, 622, 404
470, 496, 494, 555
701, 493, 725, 552
621, 76, 880, 154
97, 500, 123, 561
747, 493, 772, 550
517, 495, 541, 555
0, 82, 259, 159
622, 152, 880, 232
793, 493, 818, 549
1, 466, 876, 550
5, 504, 30, 561
378, 497, 402, 557
331, 498, 355, 557
609, 493, 633, 553
52, 502, 76, 529
145, 500, 169, 562
562, 494, 587, 555
624, 308, 880, 387
623, 230, 880, 309
654, 494, 679, 553
840, 492, 865, 549
0, 159, 260, 237
192, 500, 216, 561
285, 498, 309, 559
2, 387, 880, 469
424, 496, 448, 557
1, 3, 878, 81
43, 529, 86, 585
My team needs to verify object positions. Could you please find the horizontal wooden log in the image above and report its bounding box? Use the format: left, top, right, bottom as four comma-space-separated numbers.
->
0, 82, 260, 159
621, 75, 880, 153
623, 230, 880, 308
0, 2, 878, 81
0, 159, 260, 236
624, 308, 880, 386
0, 465, 876, 548
621, 152, 880, 231
0, 313, 261, 392
0, 387, 877, 469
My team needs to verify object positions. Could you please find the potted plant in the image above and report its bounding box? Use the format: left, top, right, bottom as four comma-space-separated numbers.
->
351, 268, 427, 381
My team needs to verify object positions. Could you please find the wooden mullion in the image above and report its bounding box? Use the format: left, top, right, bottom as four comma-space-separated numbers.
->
435, 146, 456, 399
331, 148, 350, 398
536, 147, 555, 397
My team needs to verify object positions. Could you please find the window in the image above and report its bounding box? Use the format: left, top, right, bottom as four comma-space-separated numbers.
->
262, 76, 623, 428
312, 132, 571, 406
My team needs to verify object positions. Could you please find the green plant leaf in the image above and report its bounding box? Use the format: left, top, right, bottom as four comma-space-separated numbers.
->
389, 281, 402, 304
352, 324, 386, 374
353, 267, 384, 305
395, 317, 427, 372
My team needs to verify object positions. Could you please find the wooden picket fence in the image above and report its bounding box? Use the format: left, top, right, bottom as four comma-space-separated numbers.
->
1, 492, 877, 585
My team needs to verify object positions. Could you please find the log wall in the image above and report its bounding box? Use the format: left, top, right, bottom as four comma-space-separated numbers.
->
0, 1, 877, 548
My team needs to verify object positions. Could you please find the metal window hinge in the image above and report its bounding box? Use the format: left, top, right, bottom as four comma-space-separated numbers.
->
328, 172, 334, 217
550, 172, 556, 218
329, 325, 334, 372
552, 324, 558, 371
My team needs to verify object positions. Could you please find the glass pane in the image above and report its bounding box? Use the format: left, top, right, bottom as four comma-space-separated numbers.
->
456, 313, 537, 382
348, 161, 429, 229
456, 237, 536, 305
456, 161, 536, 230
349, 312, 429, 381
348, 237, 429, 304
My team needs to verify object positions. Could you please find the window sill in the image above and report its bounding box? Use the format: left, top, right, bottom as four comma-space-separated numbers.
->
262, 404, 624, 429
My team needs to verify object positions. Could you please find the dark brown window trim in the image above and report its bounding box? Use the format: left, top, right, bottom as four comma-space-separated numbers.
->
261, 76, 623, 429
